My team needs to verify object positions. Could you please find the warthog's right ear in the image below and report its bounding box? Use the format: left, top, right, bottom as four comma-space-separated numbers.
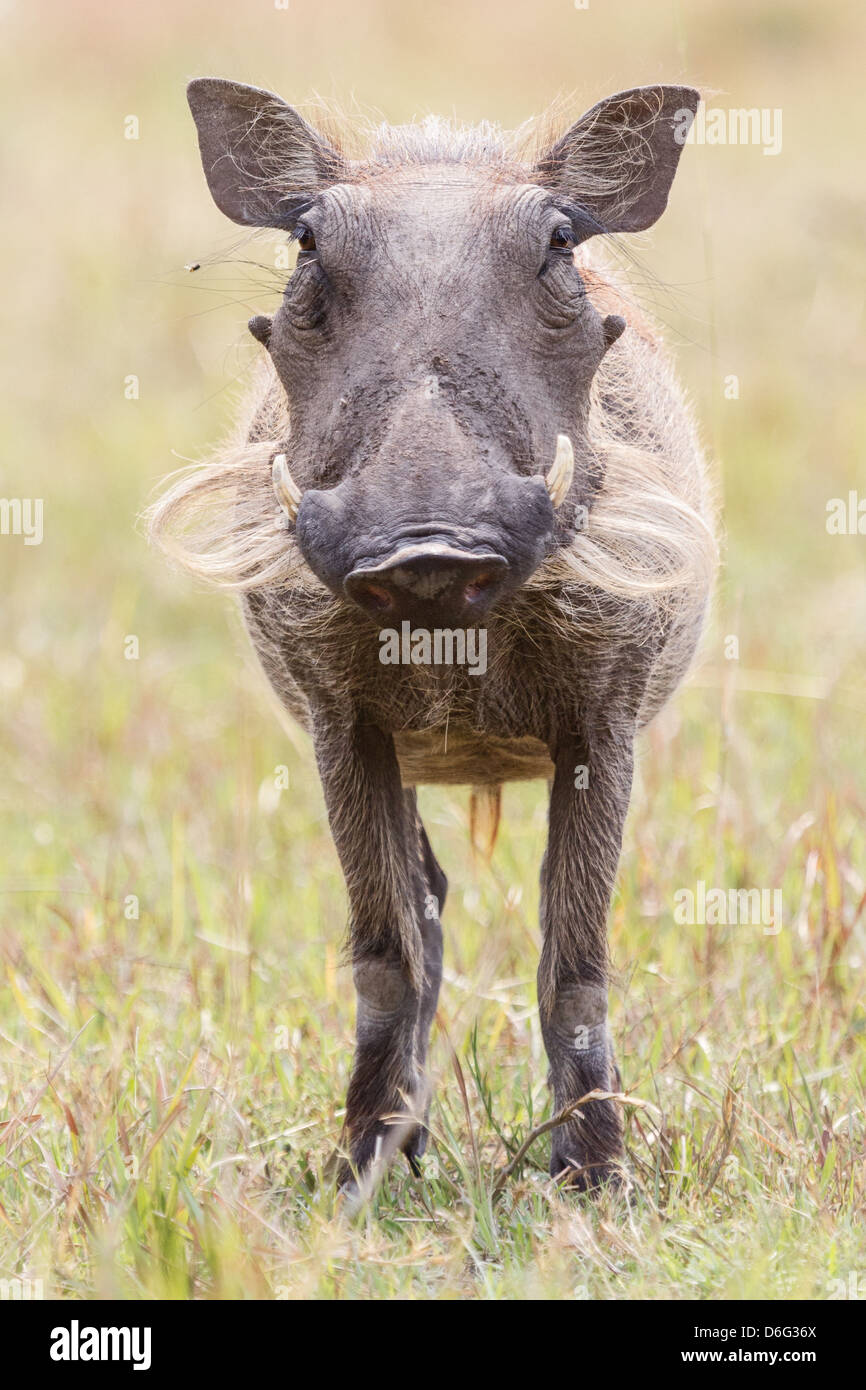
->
535, 85, 700, 234
186, 77, 345, 229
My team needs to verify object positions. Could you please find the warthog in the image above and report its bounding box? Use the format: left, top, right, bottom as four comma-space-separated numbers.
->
151, 77, 716, 1191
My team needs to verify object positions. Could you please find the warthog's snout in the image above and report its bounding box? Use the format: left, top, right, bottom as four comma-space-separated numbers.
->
345, 542, 509, 626
282, 435, 579, 622
292, 450, 559, 621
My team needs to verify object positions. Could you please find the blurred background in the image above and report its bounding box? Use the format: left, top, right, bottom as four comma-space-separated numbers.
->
0, 0, 864, 1299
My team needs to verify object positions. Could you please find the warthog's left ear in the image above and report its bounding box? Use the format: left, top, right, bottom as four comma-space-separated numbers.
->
535, 85, 700, 234
186, 77, 345, 229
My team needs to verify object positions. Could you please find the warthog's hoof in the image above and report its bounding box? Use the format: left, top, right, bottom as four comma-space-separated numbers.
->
334, 1112, 429, 1202
549, 1158, 629, 1196
549, 1098, 626, 1196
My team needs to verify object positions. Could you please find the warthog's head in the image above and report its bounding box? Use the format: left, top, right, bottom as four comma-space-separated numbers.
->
187, 79, 697, 627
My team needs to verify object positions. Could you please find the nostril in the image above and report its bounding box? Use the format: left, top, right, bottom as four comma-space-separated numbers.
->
464, 572, 497, 603
346, 545, 509, 618
355, 582, 394, 613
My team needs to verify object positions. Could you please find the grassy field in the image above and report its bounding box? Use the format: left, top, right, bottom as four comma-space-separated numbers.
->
1, 0, 864, 1299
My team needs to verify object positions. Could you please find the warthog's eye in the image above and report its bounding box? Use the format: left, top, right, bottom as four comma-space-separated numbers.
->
295, 223, 317, 254
549, 225, 576, 253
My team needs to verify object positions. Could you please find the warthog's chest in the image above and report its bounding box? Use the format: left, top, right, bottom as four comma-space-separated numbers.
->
394, 727, 554, 787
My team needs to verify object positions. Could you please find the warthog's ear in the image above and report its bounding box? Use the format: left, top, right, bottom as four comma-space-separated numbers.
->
535, 85, 699, 234
186, 77, 345, 229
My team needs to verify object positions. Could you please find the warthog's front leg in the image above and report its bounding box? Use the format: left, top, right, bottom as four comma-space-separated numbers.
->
314, 715, 443, 1186
538, 723, 634, 1190
410, 796, 446, 1140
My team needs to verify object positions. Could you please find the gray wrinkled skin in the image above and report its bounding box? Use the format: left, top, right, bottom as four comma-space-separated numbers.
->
179, 78, 713, 1191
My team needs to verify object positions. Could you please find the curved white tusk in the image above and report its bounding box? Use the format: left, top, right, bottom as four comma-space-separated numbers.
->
272, 453, 302, 524
545, 433, 574, 509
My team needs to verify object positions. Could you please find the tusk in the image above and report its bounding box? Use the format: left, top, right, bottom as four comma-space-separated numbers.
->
272, 453, 302, 524
545, 433, 574, 509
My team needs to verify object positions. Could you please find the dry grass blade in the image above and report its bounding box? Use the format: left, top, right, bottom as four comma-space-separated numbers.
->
493, 1090, 645, 1193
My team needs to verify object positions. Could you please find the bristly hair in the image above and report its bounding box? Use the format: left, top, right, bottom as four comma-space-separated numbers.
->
365, 114, 511, 168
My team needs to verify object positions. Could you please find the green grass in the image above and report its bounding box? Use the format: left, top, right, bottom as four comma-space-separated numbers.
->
2, 666, 863, 1299
1, 0, 864, 1299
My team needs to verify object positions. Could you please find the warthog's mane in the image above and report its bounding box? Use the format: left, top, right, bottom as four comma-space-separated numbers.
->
360, 114, 517, 169
147, 107, 717, 655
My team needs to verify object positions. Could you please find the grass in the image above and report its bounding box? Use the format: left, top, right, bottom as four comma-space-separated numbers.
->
2, 666, 863, 1299
1, 0, 864, 1299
